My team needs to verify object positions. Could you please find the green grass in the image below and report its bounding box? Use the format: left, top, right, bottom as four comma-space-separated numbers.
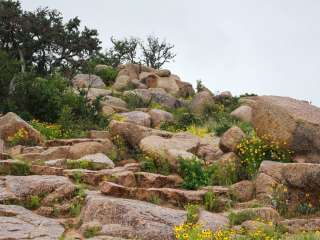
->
228, 210, 257, 226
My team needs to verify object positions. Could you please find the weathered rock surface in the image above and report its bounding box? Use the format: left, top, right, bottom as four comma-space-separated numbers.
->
0, 175, 76, 203
0, 204, 64, 240
197, 134, 223, 163
231, 105, 253, 123
72, 74, 106, 89
119, 111, 151, 127
190, 91, 214, 115
109, 120, 172, 146
139, 132, 200, 166
256, 161, 320, 200
281, 217, 320, 233
248, 96, 320, 162
0, 112, 44, 144
17, 140, 115, 162
148, 109, 174, 128
79, 153, 115, 169
230, 180, 255, 202
101, 96, 128, 112
81, 192, 228, 240
219, 126, 245, 153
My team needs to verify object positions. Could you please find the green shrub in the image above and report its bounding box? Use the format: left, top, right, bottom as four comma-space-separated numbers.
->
179, 157, 208, 190
185, 204, 200, 224
203, 191, 222, 212
139, 153, 172, 176
228, 210, 256, 226
69, 202, 82, 217
207, 163, 238, 186
25, 195, 41, 210
160, 108, 202, 132
237, 133, 292, 179
3, 73, 109, 139
83, 225, 101, 238
122, 92, 150, 110
95, 67, 118, 86
149, 195, 161, 205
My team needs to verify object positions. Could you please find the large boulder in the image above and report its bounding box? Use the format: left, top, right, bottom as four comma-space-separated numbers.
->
247, 96, 320, 162
123, 88, 180, 109
175, 80, 195, 98
72, 74, 106, 89
255, 161, 320, 201
81, 192, 228, 240
139, 132, 200, 166
78, 153, 115, 170
149, 88, 180, 108
84, 88, 112, 100
112, 75, 130, 91
0, 112, 44, 145
148, 109, 174, 128
231, 105, 253, 123
109, 120, 172, 147
197, 134, 223, 163
190, 91, 214, 115
219, 126, 245, 153
0, 204, 64, 240
140, 73, 180, 95
0, 175, 75, 203
119, 111, 151, 127
101, 96, 128, 112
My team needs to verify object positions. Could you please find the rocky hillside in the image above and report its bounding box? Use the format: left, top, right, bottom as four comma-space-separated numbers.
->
1, 63, 320, 240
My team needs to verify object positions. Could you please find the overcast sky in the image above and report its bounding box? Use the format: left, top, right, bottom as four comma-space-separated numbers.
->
20, 0, 320, 106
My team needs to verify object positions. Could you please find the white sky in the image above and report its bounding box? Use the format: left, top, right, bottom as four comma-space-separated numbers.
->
20, 0, 320, 106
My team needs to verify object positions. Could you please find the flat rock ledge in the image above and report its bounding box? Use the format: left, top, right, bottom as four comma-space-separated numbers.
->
0, 204, 64, 240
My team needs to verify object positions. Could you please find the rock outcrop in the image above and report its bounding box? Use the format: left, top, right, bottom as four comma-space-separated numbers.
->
0, 204, 64, 240
247, 96, 320, 162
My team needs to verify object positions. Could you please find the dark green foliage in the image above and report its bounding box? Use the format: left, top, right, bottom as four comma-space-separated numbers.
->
179, 158, 208, 190
95, 67, 118, 86
0, 50, 19, 111
24, 196, 41, 210
3, 73, 108, 136
0, 0, 101, 76
139, 153, 172, 176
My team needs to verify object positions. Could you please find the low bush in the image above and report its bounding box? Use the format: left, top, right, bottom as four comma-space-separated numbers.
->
139, 153, 172, 176
185, 204, 200, 224
207, 162, 238, 186
25, 195, 41, 210
122, 92, 150, 110
203, 191, 222, 212
95, 67, 118, 86
228, 210, 257, 226
179, 157, 208, 190
160, 108, 202, 132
